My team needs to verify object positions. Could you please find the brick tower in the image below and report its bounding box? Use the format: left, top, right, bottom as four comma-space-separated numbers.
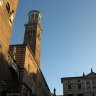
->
23, 10, 42, 66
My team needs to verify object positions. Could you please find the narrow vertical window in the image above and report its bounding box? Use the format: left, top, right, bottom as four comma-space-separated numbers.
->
6, 2, 15, 26
78, 84, 81, 89
6, 2, 10, 14
86, 81, 91, 88
68, 85, 71, 89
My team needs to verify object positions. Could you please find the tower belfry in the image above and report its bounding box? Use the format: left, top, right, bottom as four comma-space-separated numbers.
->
23, 10, 42, 66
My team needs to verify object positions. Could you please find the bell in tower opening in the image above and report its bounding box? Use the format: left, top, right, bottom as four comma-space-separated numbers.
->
23, 10, 42, 66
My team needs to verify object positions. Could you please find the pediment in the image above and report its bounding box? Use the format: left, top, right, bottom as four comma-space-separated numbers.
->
85, 72, 96, 78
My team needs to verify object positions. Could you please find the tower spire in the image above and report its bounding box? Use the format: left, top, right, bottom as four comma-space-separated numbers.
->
91, 68, 93, 73
53, 88, 56, 96
83, 72, 85, 77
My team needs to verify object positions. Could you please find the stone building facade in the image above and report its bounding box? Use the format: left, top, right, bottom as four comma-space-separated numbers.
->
61, 69, 96, 96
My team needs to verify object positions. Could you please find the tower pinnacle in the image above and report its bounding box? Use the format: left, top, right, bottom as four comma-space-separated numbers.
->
91, 68, 93, 73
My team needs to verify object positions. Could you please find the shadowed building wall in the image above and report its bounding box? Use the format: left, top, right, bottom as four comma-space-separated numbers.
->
0, 0, 18, 77
0, 0, 18, 95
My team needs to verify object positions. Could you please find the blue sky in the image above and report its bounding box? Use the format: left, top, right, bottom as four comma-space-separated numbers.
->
11, 0, 96, 95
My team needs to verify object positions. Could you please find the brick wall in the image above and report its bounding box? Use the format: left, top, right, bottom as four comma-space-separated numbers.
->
0, 0, 18, 60
9, 44, 51, 96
